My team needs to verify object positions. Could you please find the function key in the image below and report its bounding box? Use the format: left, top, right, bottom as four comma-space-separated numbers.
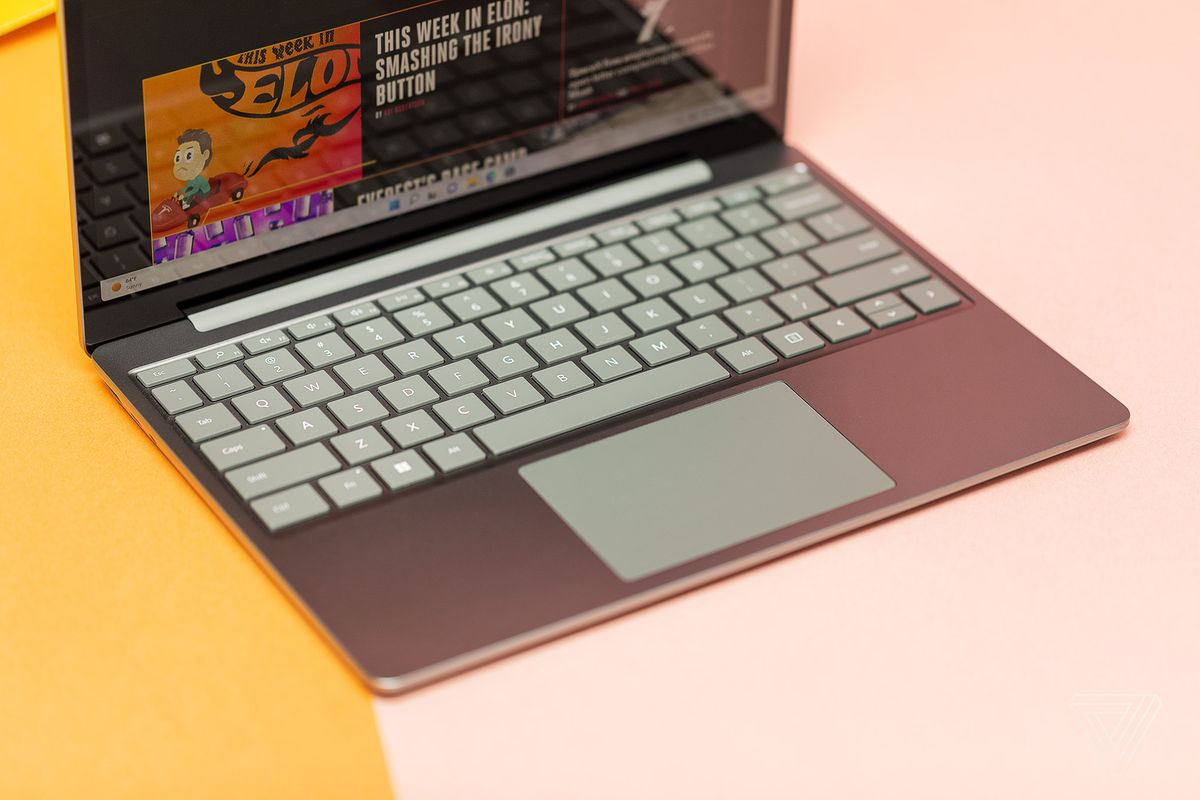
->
765, 185, 840, 220
90, 244, 147, 279
759, 167, 813, 195
421, 275, 470, 298
595, 222, 640, 244
717, 186, 762, 207
287, 316, 336, 340
378, 288, 425, 312
75, 125, 128, 156
551, 236, 598, 258
196, 344, 245, 369
241, 330, 290, 354
135, 358, 195, 388
466, 262, 513, 284
87, 152, 140, 185
84, 216, 139, 250
508, 249, 556, 271
79, 186, 133, 218
678, 198, 722, 219
803, 206, 870, 242
333, 302, 381, 325
636, 210, 682, 232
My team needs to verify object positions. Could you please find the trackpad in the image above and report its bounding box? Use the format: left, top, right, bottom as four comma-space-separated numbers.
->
519, 382, 895, 582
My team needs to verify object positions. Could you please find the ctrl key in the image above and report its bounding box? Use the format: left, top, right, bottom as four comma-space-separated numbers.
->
371, 451, 436, 491
251, 485, 330, 532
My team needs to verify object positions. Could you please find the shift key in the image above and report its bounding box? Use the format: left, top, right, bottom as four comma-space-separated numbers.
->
225, 443, 341, 500
814, 255, 930, 306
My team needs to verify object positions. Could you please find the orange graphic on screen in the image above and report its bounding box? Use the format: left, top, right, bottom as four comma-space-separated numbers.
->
142, 24, 364, 235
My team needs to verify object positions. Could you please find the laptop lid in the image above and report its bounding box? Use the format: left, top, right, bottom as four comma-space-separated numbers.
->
62, 0, 794, 350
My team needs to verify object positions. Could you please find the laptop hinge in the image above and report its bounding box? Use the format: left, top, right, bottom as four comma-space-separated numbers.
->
188, 159, 713, 332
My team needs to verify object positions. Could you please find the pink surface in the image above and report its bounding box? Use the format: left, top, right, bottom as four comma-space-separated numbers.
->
376, 3, 1200, 796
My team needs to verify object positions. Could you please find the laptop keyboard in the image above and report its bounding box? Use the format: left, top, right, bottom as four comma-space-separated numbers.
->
132, 165, 964, 532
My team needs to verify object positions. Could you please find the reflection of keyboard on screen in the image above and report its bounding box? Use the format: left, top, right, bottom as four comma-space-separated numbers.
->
132, 165, 966, 532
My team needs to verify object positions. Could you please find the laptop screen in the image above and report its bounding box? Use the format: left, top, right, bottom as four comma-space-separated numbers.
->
65, 0, 785, 309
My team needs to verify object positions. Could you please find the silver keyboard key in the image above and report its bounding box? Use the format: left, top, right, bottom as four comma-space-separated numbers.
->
630, 330, 690, 366
383, 339, 445, 375
276, 407, 337, 446
318, 467, 382, 509
716, 338, 778, 373
759, 168, 813, 195
669, 250, 729, 283
720, 202, 777, 235
484, 377, 544, 414
902, 279, 962, 313
481, 308, 541, 343
725, 300, 785, 335
674, 216, 735, 249
136, 358, 194, 388
175, 403, 240, 443
383, 409, 444, 448
395, 301, 455, 336
769, 286, 830, 320
718, 186, 761, 207
327, 391, 390, 429
537, 258, 597, 292
152, 380, 202, 415
814, 255, 930, 306
295, 333, 354, 368
765, 322, 825, 358
575, 312, 635, 348
432, 393, 496, 431
466, 262, 513, 284
583, 244, 644, 277
421, 275, 470, 299
195, 345, 243, 370
193, 364, 253, 401
715, 268, 773, 303
331, 426, 393, 465
668, 283, 729, 318
807, 230, 899, 274
637, 210, 682, 231
478, 343, 538, 380
582, 346, 642, 382
490, 273, 549, 306
715, 236, 774, 269
251, 485, 329, 532
765, 185, 840, 220
630, 230, 689, 261
422, 433, 486, 473
241, 330, 289, 355
201, 424, 285, 470
371, 450, 435, 491
869, 304, 917, 328
577, 278, 637, 313
428, 359, 489, 395
378, 375, 440, 414
508, 249, 555, 271
855, 293, 903, 316
595, 222, 640, 244
442, 288, 502, 323
762, 255, 821, 288
760, 223, 819, 255
225, 443, 340, 500
344, 318, 404, 352
533, 361, 594, 398
378, 287, 426, 312
434, 323, 493, 359
282, 370, 344, 407
334, 302, 381, 326
624, 264, 683, 298
530, 294, 589, 328
527, 329, 587, 363
244, 348, 305, 384
334, 354, 393, 391
678, 198, 722, 218
804, 206, 870, 241
232, 386, 293, 423
287, 316, 335, 340
677, 315, 738, 350
810, 308, 871, 343
623, 297, 681, 333
552, 235, 598, 258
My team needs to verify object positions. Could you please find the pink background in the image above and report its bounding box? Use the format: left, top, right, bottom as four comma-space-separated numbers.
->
376, 2, 1200, 796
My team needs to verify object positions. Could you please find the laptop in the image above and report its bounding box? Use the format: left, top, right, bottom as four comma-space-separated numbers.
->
60, 0, 1128, 693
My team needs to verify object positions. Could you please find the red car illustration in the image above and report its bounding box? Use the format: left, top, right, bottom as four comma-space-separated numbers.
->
150, 172, 248, 234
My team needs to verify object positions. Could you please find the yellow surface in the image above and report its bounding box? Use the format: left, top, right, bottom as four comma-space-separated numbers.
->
0, 18, 394, 799
0, 0, 53, 37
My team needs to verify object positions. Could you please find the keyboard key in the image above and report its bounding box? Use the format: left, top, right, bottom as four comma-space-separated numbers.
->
625, 264, 683, 298
422, 433, 487, 472
383, 339, 445, 374
151, 380, 202, 414
175, 403, 240, 443
868, 304, 918, 328
432, 393, 496, 431
344, 318, 404, 352
718, 186, 762, 207
804, 206, 870, 241
89, 245, 148, 278
724, 300, 785, 335
421, 275, 470, 298
623, 297, 682, 334
552, 235, 598, 258
319, 467, 383, 508
630, 330, 690, 366
378, 375, 439, 413
669, 250, 729, 283
434, 323, 493, 359
715, 236, 774, 269
478, 343, 538, 380
378, 288, 426, 312
769, 286, 831, 320
577, 278, 637, 314
716, 338, 778, 373
244, 348, 305, 384
678, 315, 738, 350
575, 312, 635, 348
85, 216, 138, 250
629, 230, 689, 261
276, 407, 338, 446
136, 358, 195, 388
226, 443, 341, 500
810, 308, 871, 343
530, 294, 590, 328
759, 168, 813, 195
334, 354, 394, 391
481, 308, 541, 343
331, 426, 393, 465
533, 361, 594, 398
637, 210, 682, 231
428, 360, 489, 395
193, 364, 253, 401
537, 258, 597, 292
806, 230, 899, 274
855, 293, 904, 316
251, 485, 330, 532
484, 377, 545, 414
333, 302, 381, 326
765, 322, 825, 358
383, 409, 444, 448
583, 244, 644, 277
595, 222, 640, 244
474, 354, 728, 456
287, 316, 335, 340
527, 329, 587, 363
508, 249, 555, 271
466, 262, 512, 284
201, 425, 285, 471
232, 387, 293, 423
814, 255, 930, 306
715, 268, 774, 303
902, 278, 962, 313
371, 450, 436, 491
443, 288, 502, 322
720, 203, 778, 235
296, 333, 355, 368
674, 216, 735, 249
241, 330, 289, 354
395, 301, 455, 336
79, 185, 133, 218
678, 198, 722, 218
582, 345, 642, 382
76, 125, 128, 156
327, 392, 390, 428
668, 283, 729, 318
87, 152, 139, 183
490, 273, 549, 306
760, 223, 819, 255
282, 370, 345, 407
761, 255, 821, 288
765, 185, 840, 220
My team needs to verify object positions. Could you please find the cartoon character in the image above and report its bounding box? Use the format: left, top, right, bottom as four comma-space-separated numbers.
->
150, 128, 248, 234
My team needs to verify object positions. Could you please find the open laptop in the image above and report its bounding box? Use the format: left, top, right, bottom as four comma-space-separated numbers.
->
61, 0, 1128, 693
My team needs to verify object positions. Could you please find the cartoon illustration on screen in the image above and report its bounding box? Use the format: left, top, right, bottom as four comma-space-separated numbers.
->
150, 129, 247, 234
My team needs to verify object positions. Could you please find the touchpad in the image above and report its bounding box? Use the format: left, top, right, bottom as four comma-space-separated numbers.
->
519, 382, 895, 582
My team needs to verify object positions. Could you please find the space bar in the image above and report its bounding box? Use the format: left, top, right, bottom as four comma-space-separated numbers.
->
474, 354, 730, 456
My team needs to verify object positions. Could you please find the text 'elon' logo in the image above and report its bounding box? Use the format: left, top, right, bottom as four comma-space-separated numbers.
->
199, 44, 361, 119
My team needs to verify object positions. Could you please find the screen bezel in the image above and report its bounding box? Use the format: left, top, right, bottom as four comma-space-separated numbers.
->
62, 0, 795, 351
